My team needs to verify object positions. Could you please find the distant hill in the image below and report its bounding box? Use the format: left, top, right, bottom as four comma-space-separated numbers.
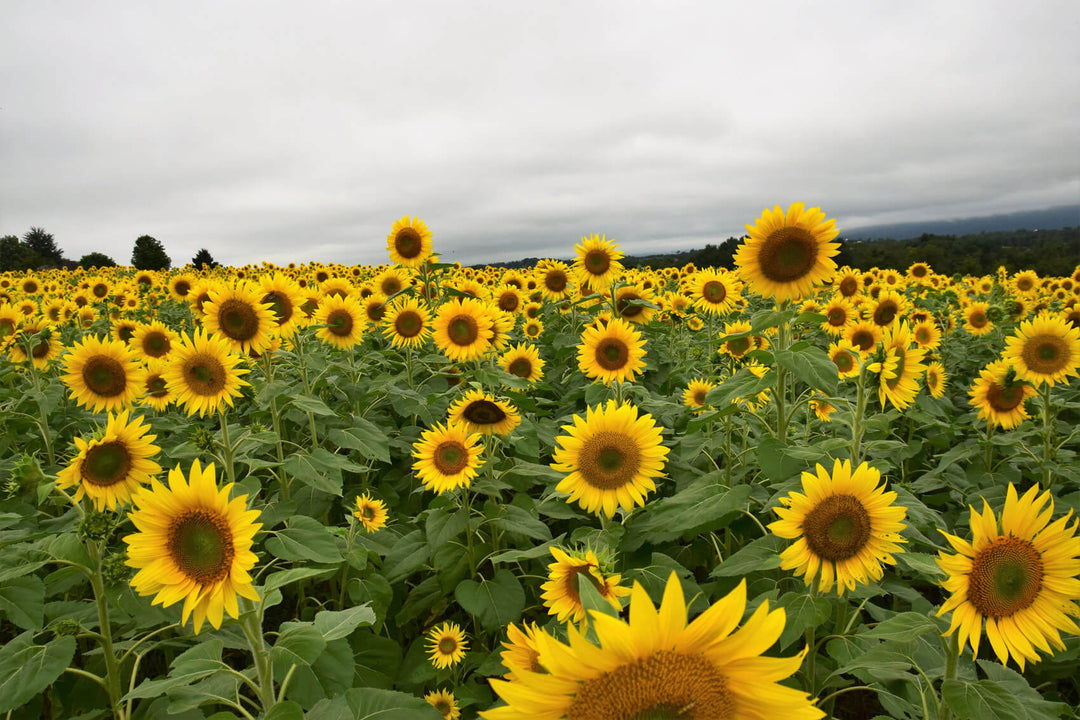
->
844, 205, 1079, 240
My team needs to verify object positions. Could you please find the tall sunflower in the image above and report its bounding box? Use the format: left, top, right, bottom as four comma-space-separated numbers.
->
447, 388, 521, 436
577, 317, 647, 385
381, 297, 431, 349
969, 359, 1037, 430
387, 215, 434, 268
573, 234, 624, 292
499, 343, 545, 383
201, 282, 276, 356
62, 335, 146, 413
432, 297, 496, 363
734, 202, 840, 301
483, 572, 824, 720
769, 459, 907, 596
937, 484, 1080, 669
131, 320, 178, 361
540, 546, 629, 624
550, 400, 669, 518
536, 259, 573, 301
57, 410, 162, 510
877, 322, 926, 410
313, 294, 366, 349
1003, 312, 1080, 387
412, 421, 484, 494
686, 268, 742, 316
124, 460, 262, 634
163, 330, 250, 417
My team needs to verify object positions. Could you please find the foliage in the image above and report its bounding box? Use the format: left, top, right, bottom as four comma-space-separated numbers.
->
192, 248, 220, 269
131, 235, 172, 270
77, 251, 117, 269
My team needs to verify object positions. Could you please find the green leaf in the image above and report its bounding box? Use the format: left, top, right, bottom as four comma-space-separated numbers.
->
0, 575, 44, 630
710, 535, 784, 577
0, 633, 76, 713
859, 612, 939, 642
313, 605, 376, 642
281, 450, 343, 496
942, 679, 1028, 720
454, 568, 526, 632
264, 701, 305, 720
262, 567, 337, 595
626, 481, 750, 550
977, 661, 1071, 720
307, 687, 442, 720
896, 552, 946, 579
776, 592, 832, 650
493, 504, 552, 541
774, 345, 838, 395
289, 394, 337, 416
704, 368, 775, 408
329, 419, 392, 464
271, 623, 327, 675
125, 658, 227, 700
266, 516, 343, 564
383, 530, 430, 584
425, 507, 469, 552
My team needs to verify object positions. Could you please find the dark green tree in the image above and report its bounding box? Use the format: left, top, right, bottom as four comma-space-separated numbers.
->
78, 252, 117, 269
23, 227, 65, 266
131, 235, 171, 271
0, 235, 44, 271
191, 248, 219, 269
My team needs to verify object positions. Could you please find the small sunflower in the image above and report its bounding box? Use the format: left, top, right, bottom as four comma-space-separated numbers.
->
425, 689, 461, 720
963, 301, 993, 336
828, 340, 860, 379
836, 267, 862, 297
682, 378, 716, 411
1002, 312, 1080, 387
131, 320, 178, 361
688, 268, 742, 316
820, 295, 855, 335
168, 273, 195, 301
937, 484, 1080, 669
124, 460, 262, 634
494, 285, 524, 315
140, 359, 174, 411
499, 622, 545, 681
969, 359, 1037, 430
447, 388, 522, 436
877, 322, 926, 410
374, 267, 412, 298
522, 318, 544, 339
8, 323, 63, 369
164, 330, 250, 417
56, 410, 162, 510
201, 282, 276, 355
769, 459, 907, 596
810, 396, 836, 422
62, 335, 146, 413
381, 297, 431, 349
412, 421, 484, 494
924, 360, 947, 399
912, 319, 942, 350
844, 320, 882, 355
387, 215, 434, 268
613, 283, 658, 325
499, 343, 545, 383
313, 294, 366, 349
353, 492, 388, 533
717, 320, 755, 359
577, 317, 647, 385
540, 546, 629, 624
550, 400, 670, 518
432, 297, 496, 363
573, 234, 624, 292
734, 201, 840, 301
426, 622, 468, 669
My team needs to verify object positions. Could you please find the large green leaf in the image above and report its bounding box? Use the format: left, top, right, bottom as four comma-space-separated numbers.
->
454, 569, 526, 631
710, 535, 784, 577
859, 612, 939, 642
0, 633, 75, 713
626, 481, 750, 550
313, 605, 376, 642
774, 345, 839, 395
271, 622, 327, 676
328, 418, 392, 464
265, 516, 343, 564
0, 575, 44, 630
942, 680, 1028, 720
307, 687, 441, 720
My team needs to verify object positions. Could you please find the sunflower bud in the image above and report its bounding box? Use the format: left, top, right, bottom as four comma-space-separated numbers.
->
78, 509, 118, 544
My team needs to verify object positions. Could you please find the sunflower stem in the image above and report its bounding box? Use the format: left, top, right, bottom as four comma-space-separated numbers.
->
803, 622, 816, 695
1040, 383, 1054, 490
239, 603, 277, 714
262, 353, 290, 499
87, 541, 126, 720
937, 633, 959, 720
218, 409, 236, 487
850, 358, 869, 464
775, 308, 791, 444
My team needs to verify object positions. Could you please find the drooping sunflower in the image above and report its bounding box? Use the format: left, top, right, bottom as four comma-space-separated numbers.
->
963, 301, 993, 336
540, 546, 630, 624
425, 689, 461, 720
163, 330, 250, 417
924, 360, 947, 399
353, 492, 389, 533
573, 234, 624, 292
381, 297, 432, 349
412, 421, 484, 494
62, 335, 146, 413
1002, 312, 1080, 387
577, 317, 647, 385
426, 621, 468, 669
936, 484, 1080, 669
432, 297, 497, 363
734, 201, 840, 301
682, 378, 716, 411
686, 268, 742, 316
769, 459, 907, 596
313, 294, 366, 349
56, 410, 162, 510
810, 396, 836, 422
447, 388, 521, 436
499, 622, 545, 681
124, 460, 262, 634
820, 295, 855, 336
483, 572, 824, 720
387, 215, 434, 268
201, 282, 276, 356
500, 343, 545, 383
969, 359, 1037, 430
131, 320, 178, 361
550, 400, 670, 518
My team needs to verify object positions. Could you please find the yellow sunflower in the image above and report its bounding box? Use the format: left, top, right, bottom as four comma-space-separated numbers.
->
937, 484, 1080, 669
62, 335, 146, 413
912, 319, 942, 350
717, 320, 755, 359
374, 267, 412, 298
540, 546, 629, 624
963, 301, 993, 336
1003, 312, 1080, 387
877, 322, 926, 410
687, 268, 743, 316
140, 359, 174, 411
500, 343, 545, 383
447, 388, 522, 436
313, 294, 366, 349
969, 359, 1037, 430
381, 297, 431, 349
0, 303, 20, 352
820, 295, 855, 336
163, 330, 250, 417
8, 323, 63, 369
257, 273, 306, 337
124, 460, 262, 634
412, 421, 484, 494
577, 317, 647, 385
425, 689, 461, 720
131, 320, 178, 361
499, 622, 545, 681
769, 459, 907, 596
573, 234, 624, 292
810, 396, 836, 422
682, 378, 716, 411
550, 400, 670, 518
828, 339, 860, 379
426, 621, 468, 669
844, 320, 882, 356
868, 289, 907, 329
836, 267, 862, 298
494, 285, 524, 315
353, 492, 389, 533
523, 318, 544, 339
734, 201, 840, 301
1012, 270, 1039, 295
613, 283, 658, 325
924, 360, 947, 399
432, 297, 496, 363
483, 572, 823, 720
56, 410, 162, 510
387, 215, 434, 268
536, 259, 573, 301
201, 282, 276, 355
168, 273, 195, 301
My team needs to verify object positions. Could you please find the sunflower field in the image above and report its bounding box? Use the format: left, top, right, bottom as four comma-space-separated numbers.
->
1, 206, 1079, 720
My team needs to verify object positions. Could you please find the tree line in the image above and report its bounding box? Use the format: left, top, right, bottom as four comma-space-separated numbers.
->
0, 228, 220, 272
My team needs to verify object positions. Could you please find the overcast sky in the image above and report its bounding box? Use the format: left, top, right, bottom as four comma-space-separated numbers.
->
2, 1, 1078, 268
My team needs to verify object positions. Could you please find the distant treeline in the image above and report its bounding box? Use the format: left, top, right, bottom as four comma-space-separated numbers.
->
485, 227, 1080, 277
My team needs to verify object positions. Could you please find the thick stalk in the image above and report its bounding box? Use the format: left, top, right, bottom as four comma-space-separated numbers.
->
1040, 383, 1054, 489
218, 410, 236, 486
851, 359, 869, 464
88, 543, 125, 720
775, 317, 790, 444
937, 633, 960, 720
239, 605, 277, 714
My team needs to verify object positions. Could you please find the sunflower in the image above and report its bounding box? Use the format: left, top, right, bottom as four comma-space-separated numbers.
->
140, 359, 174, 411
577, 318, 647, 385
769, 459, 907, 596
89, 278, 113, 301
613, 283, 658, 325
1002, 312, 1080, 387
164, 330, 250, 417
374, 267, 412, 298
828, 340, 860, 379
550, 400, 669, 518
734, 202, 840, 301
843, 320, 881, 356
523, 318, 544, 339
131, 320, 178, 362
820, 295, 855, 335
536, 259, 572, 301
427, 622, 468, 669
907, 262, 932, 283
168, 273, 195, 301
387, 215, 434, 268
312, 294, 366, 349
56, 411, 162, 510
62, 335, 146, 413
257, 273, 306, 337
868, 289, 907, 329
836, 267, 862, 298
201, 282, 276, 355
573, 234, 624, 292
682, 378, 716, 411
8, 323, 63, 369
1012, 270, 1039, 295
500, 343, 545, 383
425, 689, 461, 720
541, 546, 629, 624
877, 322, 926, 410
687, 268, 742, 316
494, 285, 524, 315
969, 359, 1037, 430
912, 319, 942, 350
381, 297, 431, 349
447, 388, 521, 436
432, 297, 496, 363
353, 492, 389, 533
717, 320, 755, 359
810, 396, 836, 422
413, 421, 484, 494
963, 301, 993, 336
936, 484, 1080, 669
0, 303, 22, 351
924, 361, 947, 399
483, 572, 823, 720
124, 460, 262, 634
112, 319, 138, 345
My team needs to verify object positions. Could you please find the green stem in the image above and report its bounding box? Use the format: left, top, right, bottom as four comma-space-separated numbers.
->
775, 311, 791, 444
263, 354, 290, 499
1040, 383, 1054, 490
851, 358, 868, 464
239, 602, 277, 714
218, 410, 236, 487
88, 543, 125, 720
937, 633, 960, 720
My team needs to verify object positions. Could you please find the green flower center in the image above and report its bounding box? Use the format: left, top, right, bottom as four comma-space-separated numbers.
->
81, 441, 131, 486
82, 356, 127, 397
168, 509, 235, 586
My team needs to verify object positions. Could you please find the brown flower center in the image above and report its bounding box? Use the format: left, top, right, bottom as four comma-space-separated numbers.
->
81, 441, 132, 486
545, 269, 568, 293
462, 399, 507, 426
838, 276, 859, 297
173, 280, 191, 297
183, 354, 227, 396
327, 309, 355, 337
433, 441, 469, 475
986, 382, 1025, 412
394, 227, 423, 259
394, 310, 423, 338
595, 338, 630, 370
498, 292, 520, 313
168, 509, 235, 586
507, 357, 533, 378
967, 536, 1043, 618
141, 331, 171, 358
578, 430, 641, 490
701, 280, 727, 304
757, 227, 818, 283
447, 314, 479, 346
82, 356, 128, 397
263, 291, 294, 325
217, 299, 260, 342
872, 300, 899, 327
802, 494, 871, 561
1020, 333, 1070, 376
827, 307, 848, 326
584, 249, 612, 276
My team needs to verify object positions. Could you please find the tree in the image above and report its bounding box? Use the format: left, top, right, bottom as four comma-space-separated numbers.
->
132, 235, 171, 271
191, 248, 220, 269
0, 235, 43, 271
78, 252, 117, 269
23, 227, 65, 266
